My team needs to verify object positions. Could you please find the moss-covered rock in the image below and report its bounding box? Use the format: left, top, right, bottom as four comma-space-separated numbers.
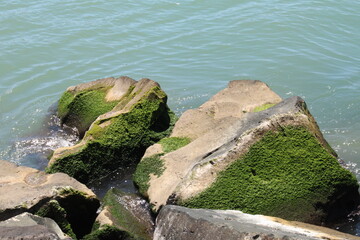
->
36, 200, 76, 239
133, 137, 191, 195
48, 78, 175, 184
91, 188, 154, 240
182, 126, 359, 223
133, 154, 165, 195
58, 76, 136, 137
135, 80, 360, 226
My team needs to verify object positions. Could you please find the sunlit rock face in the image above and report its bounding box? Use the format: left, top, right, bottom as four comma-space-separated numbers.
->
134, 80, 360, 225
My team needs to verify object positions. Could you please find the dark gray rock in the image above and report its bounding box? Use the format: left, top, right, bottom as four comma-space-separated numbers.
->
0, 212, 72, 240
154, 205, 360, 240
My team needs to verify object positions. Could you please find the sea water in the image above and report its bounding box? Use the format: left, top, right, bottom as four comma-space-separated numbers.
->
1, 0, 360, 234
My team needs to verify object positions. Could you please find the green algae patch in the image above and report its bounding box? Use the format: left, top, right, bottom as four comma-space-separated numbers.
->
182, 126, 359, 223
253, 103, 276, 112
83, 224, 135, 240
133, 154, 165, 195
48, 86, 176, 185
36, 200, 76, 239
159, 137, 191, 153
58, 87, 119, 136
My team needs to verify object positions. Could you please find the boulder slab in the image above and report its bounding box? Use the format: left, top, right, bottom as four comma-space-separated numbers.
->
134, 80, 360, 224
0, 160, 100, 239
154, 205, 360, 240
48, 78, 175, 184
0, 212, 72, 240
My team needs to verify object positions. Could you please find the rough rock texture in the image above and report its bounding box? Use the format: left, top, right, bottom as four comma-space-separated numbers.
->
0, 160, 100, 239
58, 76, 136, 137
48, 78, 175, 184
154, 205, 360, 240
0, 212, 72, 240
92, 188, 154, 240
170, 80, 282, 140
134, 80, 359, 224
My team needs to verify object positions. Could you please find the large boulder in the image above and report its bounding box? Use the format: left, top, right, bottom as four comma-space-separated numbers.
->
89, 188, 154, 240
0, 160, 100, 239
133, 80, 360, 224
48, 77, 175, 184
0, 212, 72, 240
154, 205, 360, 240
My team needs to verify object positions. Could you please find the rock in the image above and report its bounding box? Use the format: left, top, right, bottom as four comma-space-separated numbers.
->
133, 80, 360, 224
91, 188, 154, 240
0, 212, 72, 240
48, 78, 176, 184
58, 76, 136, 137
154, 205, 360, 240
0, 160, 100, 239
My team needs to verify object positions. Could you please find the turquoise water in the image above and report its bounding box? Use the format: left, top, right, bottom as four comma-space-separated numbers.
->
1, 0, 360, 233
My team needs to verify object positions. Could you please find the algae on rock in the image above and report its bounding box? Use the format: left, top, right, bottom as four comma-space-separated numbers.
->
48, 78, 175, 184
134, 80, 360, 226
58, 76, 136, 137
133, 137, 191, 195
182, 126, 359, 223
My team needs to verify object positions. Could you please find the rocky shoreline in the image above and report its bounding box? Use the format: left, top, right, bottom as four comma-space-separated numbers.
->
1, 76, 359, 239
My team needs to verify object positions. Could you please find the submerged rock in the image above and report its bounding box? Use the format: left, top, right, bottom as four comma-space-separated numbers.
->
154, 205, 360, 240
0, 160, 100, 239
0, 212, 72, 240
48, 77, 175, 184
134, 80, 360, 224
91, 188, 154, 240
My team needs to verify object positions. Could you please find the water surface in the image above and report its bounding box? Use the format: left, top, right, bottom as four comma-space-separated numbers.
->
1, 0, 360, 234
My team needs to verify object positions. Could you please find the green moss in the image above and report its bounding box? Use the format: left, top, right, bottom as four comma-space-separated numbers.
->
58, 91, 75, 119
58, 87, 119, 135
48, 86, 176, 184
36, 200, 77, 239
182, 126, 358, 222
159, 137, 191, 153
58, 186, 87, 198
133, 154, 165, 195
253, 103, 276, 112
83, 224, 135, 240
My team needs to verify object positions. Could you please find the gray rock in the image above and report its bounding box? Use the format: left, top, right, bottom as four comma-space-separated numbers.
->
154, 205, 360, 240
0, 212, 72, 240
